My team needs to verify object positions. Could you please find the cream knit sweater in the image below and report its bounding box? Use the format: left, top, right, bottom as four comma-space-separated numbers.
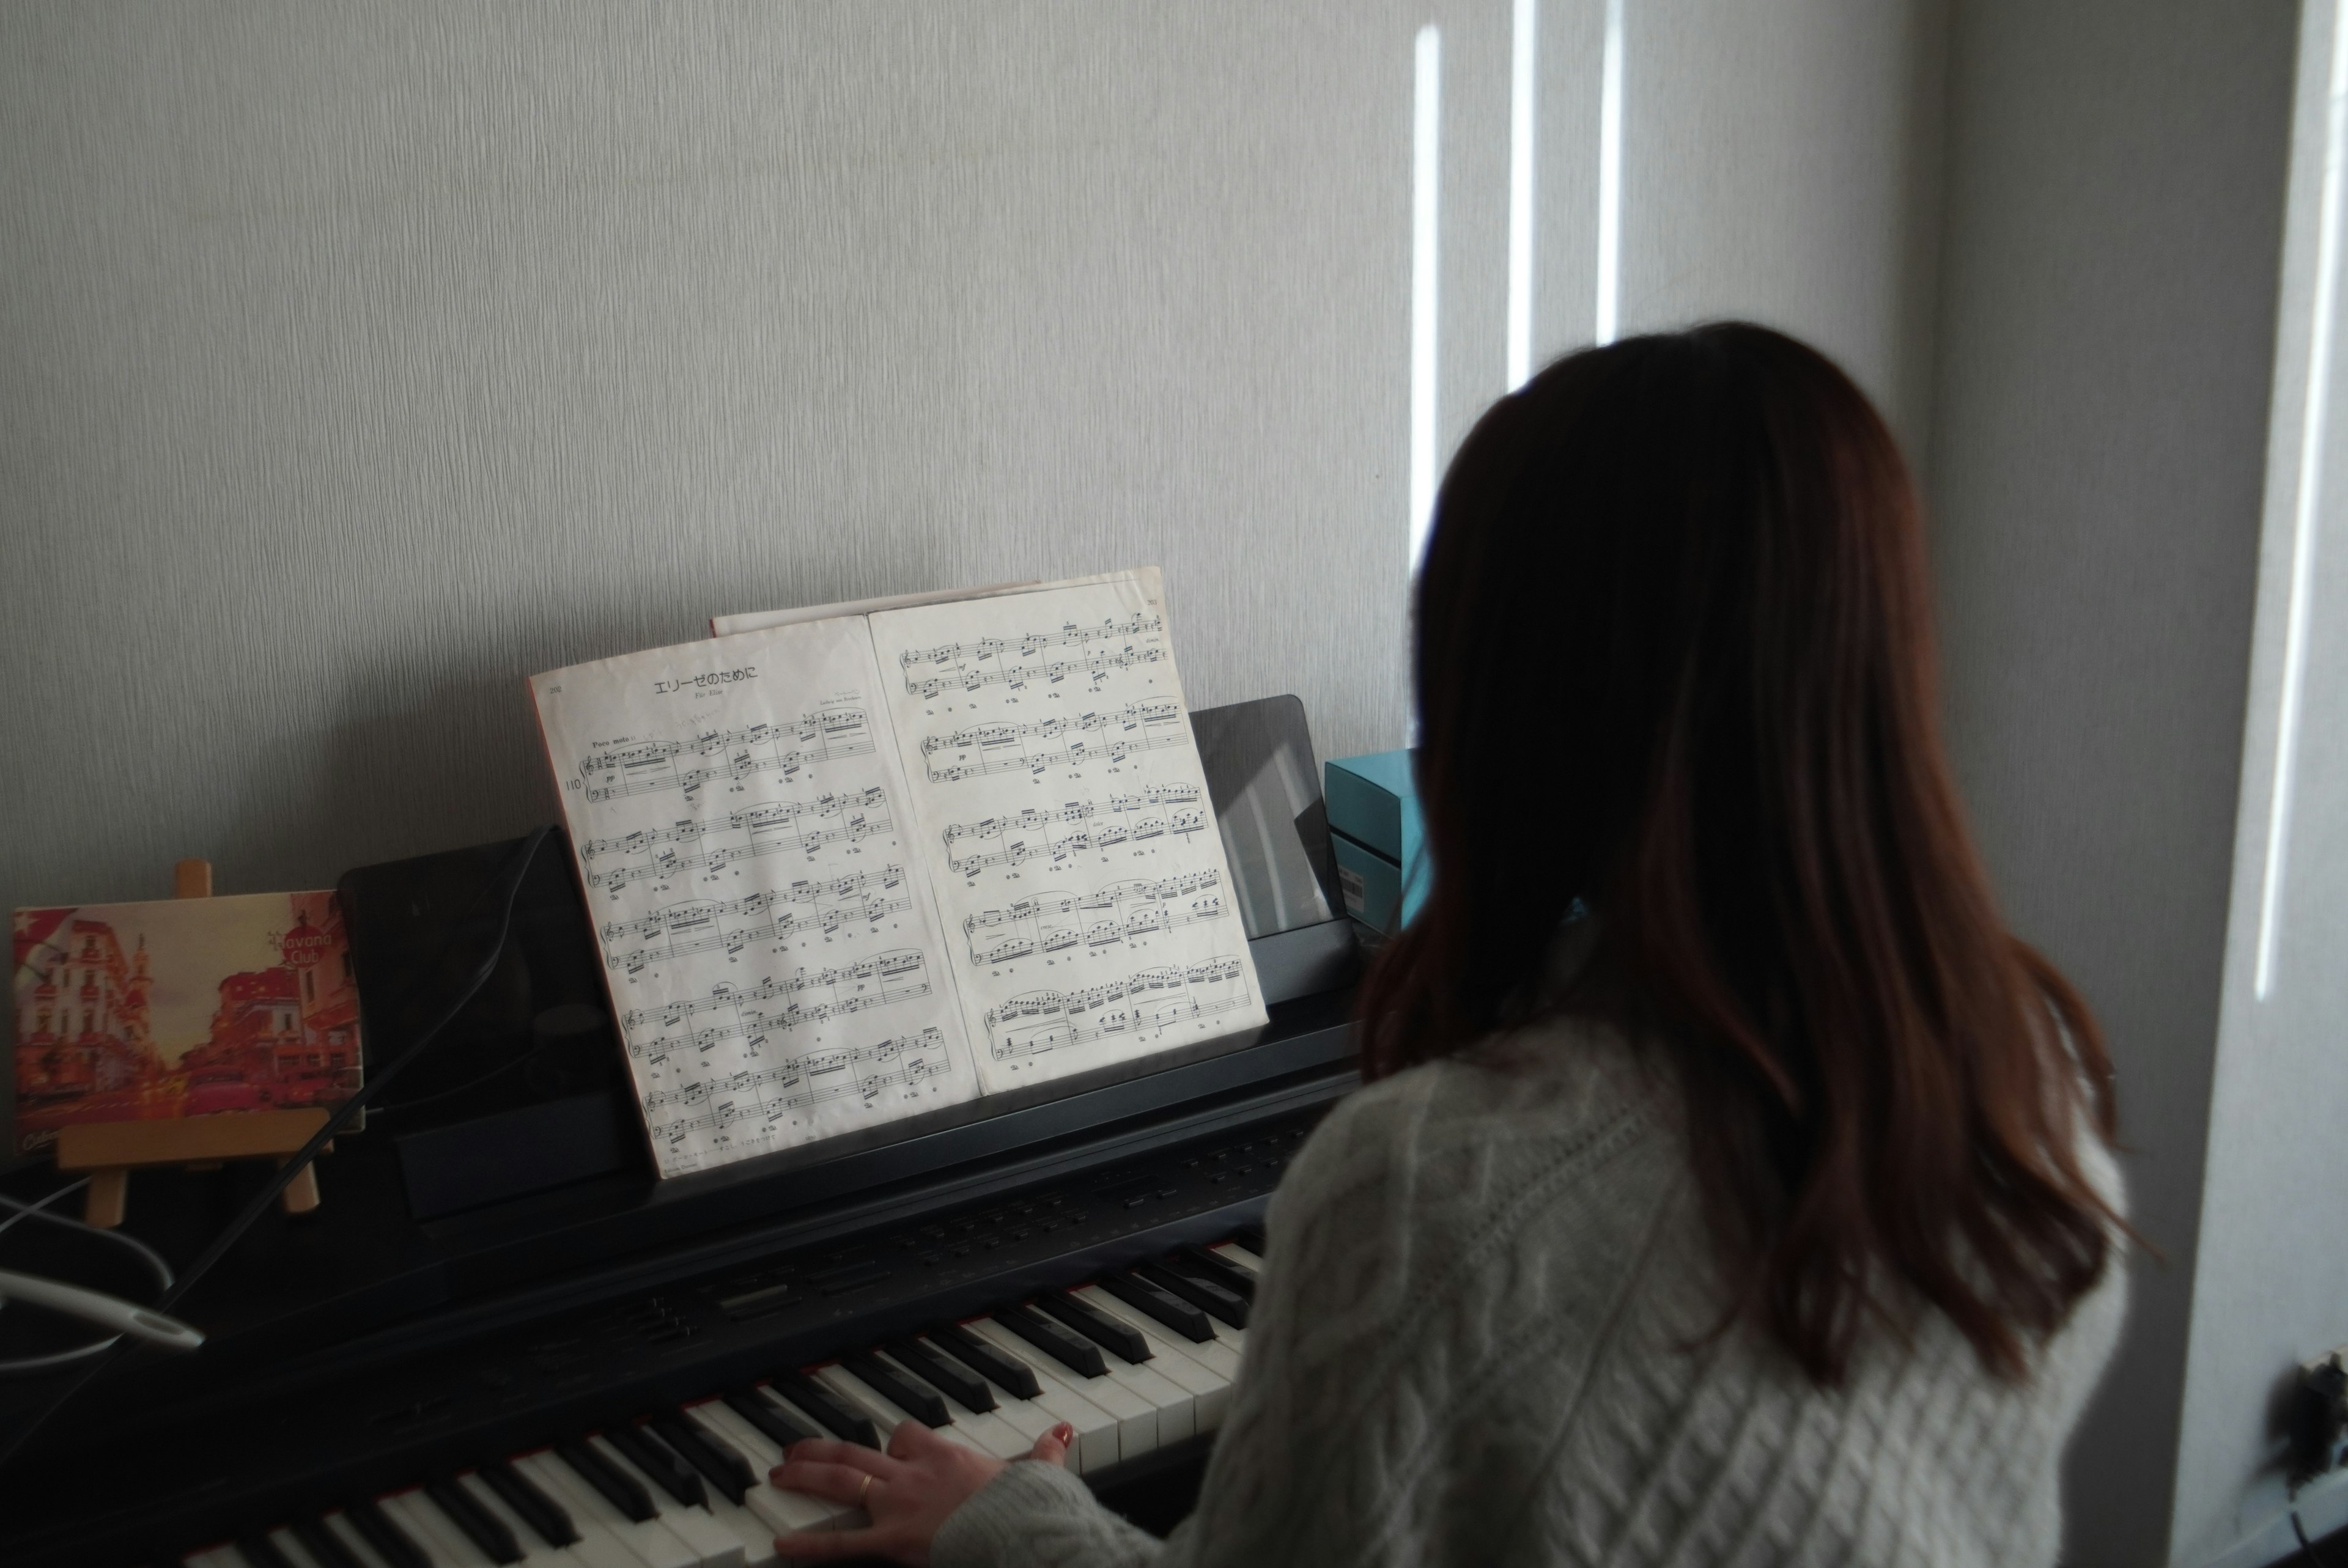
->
934, 1020, 2127, 1568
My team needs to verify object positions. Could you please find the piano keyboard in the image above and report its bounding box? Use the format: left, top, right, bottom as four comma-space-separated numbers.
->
174, 1241, 1265, 1568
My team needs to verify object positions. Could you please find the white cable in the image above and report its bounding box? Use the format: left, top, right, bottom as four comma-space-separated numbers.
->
0, 1177, 87, 1243
0, 1185, 175, 1375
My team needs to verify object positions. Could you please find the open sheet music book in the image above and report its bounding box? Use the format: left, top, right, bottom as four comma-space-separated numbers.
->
531, 569, 1268, 1178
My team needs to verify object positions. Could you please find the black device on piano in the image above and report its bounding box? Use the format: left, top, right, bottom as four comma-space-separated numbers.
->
0, 697, 1366, 1568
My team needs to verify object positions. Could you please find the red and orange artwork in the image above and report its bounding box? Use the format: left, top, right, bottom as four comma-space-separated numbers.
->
10, 891, 363, 1157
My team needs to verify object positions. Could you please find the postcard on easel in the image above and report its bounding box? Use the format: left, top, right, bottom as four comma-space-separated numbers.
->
530, 565, 1269, 1179
10, 893, 363, 1158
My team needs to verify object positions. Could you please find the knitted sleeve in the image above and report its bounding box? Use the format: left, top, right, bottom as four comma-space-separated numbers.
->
932, 1069, 1455, 1568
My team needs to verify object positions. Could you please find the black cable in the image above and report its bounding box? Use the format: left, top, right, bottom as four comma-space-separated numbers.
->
0, 827, 551, 1474
364, 1032, 566, 1118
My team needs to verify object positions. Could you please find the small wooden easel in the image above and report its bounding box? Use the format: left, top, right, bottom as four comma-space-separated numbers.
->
54, 859, 333, 1229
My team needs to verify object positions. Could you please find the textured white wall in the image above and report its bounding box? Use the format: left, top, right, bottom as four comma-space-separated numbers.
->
2177, 3, 2348, 1562
1922, 2, 2298, 1562
1619, 0, 1946, 458
0, 0, 1428, 921
0, 0, 1936, 919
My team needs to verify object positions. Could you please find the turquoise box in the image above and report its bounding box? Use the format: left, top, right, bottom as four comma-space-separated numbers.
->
1324, 749, 1428, 933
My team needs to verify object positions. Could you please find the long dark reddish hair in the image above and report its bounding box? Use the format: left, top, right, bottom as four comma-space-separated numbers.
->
1361, 323, 2119, 1386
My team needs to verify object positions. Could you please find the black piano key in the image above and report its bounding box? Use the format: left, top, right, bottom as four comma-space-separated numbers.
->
426, 1476, 523, 1564
769, 1368, 880, 1448
885, 1337, 996, 1413
1173, 1242, 1258, 1301
649, 1411, 755, 1506
342, 1497, 430, 1568
929, 1323, 1043, 1399
1099, 1270, 1214, 1341
843, 1351, 950, 1427
1137, 1259, 1250, 1328
555, 1437, 657, 1523
727, 1387, 819, 1449
1235, 1225, 1269, 1257
291, 1517, 363, 1568
1035, 1291, 1152, 1363
234, 1534, 297, 1568
992, 1304, 1109, 1378
604, 1423, 706, 1508
476, 1459, 578, 1548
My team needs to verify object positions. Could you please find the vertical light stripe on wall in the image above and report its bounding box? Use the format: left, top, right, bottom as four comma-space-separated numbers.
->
2256, 0, 2348, 999
1594, 0, 1624, 345
1410, 23, 1443, 570
1507, 0, 1537, 389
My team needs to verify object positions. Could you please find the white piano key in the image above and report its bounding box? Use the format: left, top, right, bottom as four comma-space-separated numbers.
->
758, 1385, 872, 1456
970, 1314, 1161, 1449
1056, 1309, 1200, 1443
1025, 1298, 1200, 1445
384, 1489, 491, 1567
641, 1413, 782, 1568
338, 1504, 430, 1568
1080, 1284, 1242, 1380
183, 1548, 242, 1568
965, 1317, 1155, 1465
266, 1527, 329, 1568
686, 1398, 852, 1536
950, 1325, 1121, 1471
1213, 1242, 1266, 1270
913, 1333, 1073, 1465
587, 1433, 746, 1568
459, 1471, 610, 1568
484, 1455, 638, 1568
1157, 1260, 1253, 1352
1088, 1283, 1245, 1375
248, 1548, 309, 1568
1075, 1285, 1235, 1429
320, 1511, 401, 1568
866, 1347, 1037, 1459
518, 1451, 701, 1568
693, 1486, 780, 1568
1184, 1291, 1250, 1363
811, 1363, 991, 1457
742, 1385, 879, 1527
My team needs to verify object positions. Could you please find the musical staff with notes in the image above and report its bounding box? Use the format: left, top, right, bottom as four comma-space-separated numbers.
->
940, 786, 1206, 875
963, 870, 1227, 965
598, 866, 914, 974
918, 701, 1188, 783
900, 616, 1167, 699
622, 948, 932, 1040
871, 570, 1266, 1094
533, 614, 985, 1176
533, 570, 1264, 1174
577, 787, 893, 893
579, 701, 874, 801
983, 955, 1252, 1062
640, 1028, 958, 1150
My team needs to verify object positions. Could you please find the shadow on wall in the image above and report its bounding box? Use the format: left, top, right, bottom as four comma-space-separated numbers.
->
195, 591, 694, 896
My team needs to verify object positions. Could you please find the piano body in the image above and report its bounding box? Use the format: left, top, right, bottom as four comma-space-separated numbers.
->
0, 697, 1367, 1568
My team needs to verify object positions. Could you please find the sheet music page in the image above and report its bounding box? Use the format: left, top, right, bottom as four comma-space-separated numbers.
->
870, 569, 1269, 1096
530, 619, 981, 1177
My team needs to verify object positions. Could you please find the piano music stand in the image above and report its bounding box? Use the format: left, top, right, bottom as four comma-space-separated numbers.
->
53, 859, 333, 1230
